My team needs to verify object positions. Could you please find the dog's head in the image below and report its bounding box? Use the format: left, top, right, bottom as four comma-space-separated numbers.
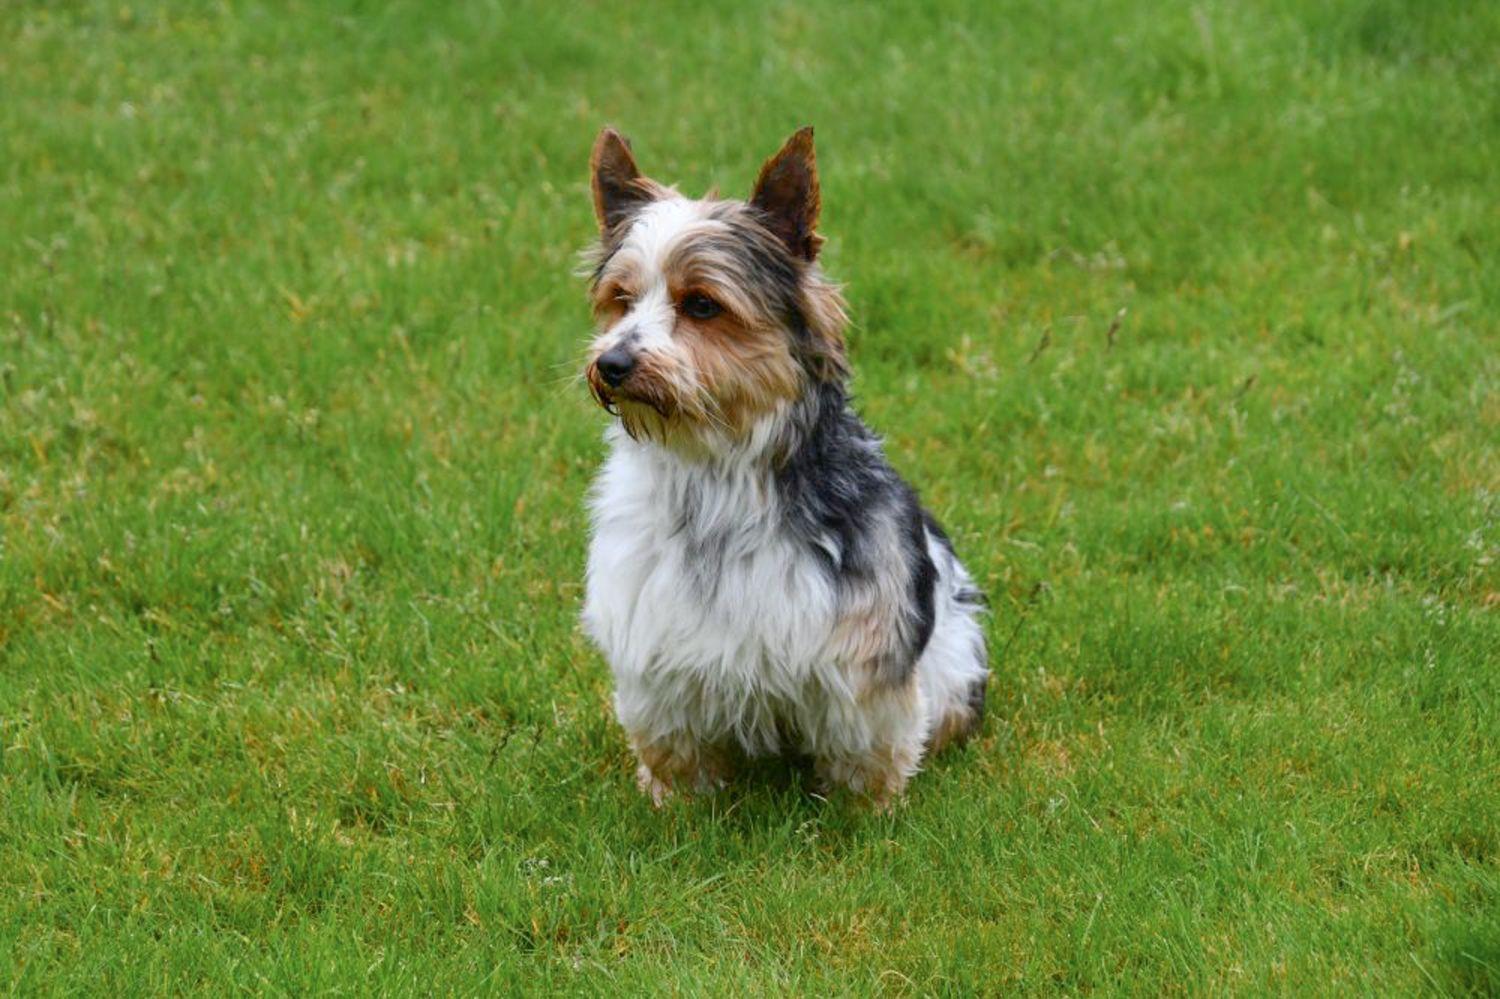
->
582, 127, 848, 448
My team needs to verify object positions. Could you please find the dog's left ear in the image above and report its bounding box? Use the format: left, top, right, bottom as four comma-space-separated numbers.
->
750, 126, 823, 261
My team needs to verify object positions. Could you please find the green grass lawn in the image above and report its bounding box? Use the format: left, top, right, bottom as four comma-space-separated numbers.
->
2, 0, 1497, 992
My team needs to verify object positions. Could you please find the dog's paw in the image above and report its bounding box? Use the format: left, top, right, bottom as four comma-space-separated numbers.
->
814, 754, 911, 811
635, 762, 730, 806
635, 763, 674, 807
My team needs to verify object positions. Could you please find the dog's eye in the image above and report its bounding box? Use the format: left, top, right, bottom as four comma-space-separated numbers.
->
679, 292, 723, 321
612, 288, 634, 306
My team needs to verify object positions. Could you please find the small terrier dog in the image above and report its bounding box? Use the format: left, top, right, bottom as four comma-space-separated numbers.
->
581, 127, 989, 807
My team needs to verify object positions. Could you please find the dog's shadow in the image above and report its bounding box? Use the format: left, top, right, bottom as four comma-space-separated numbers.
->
643, 744, 988, 853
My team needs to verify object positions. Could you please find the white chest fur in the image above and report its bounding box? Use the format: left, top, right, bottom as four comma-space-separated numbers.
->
581, 430, 849, 753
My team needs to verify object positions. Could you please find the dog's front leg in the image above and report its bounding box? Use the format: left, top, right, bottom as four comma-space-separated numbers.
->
814, 681, 928, 811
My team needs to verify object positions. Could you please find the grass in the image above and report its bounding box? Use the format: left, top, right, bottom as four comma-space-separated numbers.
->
1, 0, 1497, 992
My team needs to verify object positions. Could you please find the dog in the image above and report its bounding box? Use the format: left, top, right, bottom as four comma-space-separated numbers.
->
580, 127, 989, 807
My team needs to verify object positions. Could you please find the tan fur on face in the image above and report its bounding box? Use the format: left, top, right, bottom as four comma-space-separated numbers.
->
585, 204, 820, 441
681, 325, 804, 433
585, 349, 699, 444
582, 125, 852, 450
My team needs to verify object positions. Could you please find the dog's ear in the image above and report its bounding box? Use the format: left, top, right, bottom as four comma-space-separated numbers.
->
750, 126, 823, 261
591, 128, 652, 233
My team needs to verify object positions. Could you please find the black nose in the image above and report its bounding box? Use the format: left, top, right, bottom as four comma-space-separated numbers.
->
596, 348, 636, 387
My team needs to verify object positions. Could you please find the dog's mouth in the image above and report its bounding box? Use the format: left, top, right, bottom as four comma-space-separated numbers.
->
585, 363, 674, 420
584, 364, 619, 414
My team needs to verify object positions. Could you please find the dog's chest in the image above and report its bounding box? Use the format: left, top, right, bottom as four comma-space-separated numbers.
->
583, 444, 838, 686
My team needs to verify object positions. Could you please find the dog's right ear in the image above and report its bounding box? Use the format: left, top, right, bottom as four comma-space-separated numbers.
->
591, 128, 652, 234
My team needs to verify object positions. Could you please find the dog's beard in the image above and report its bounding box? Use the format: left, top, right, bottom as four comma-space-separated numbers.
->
585, 348, 804, 453
589, 377, 682, 443
615, 399, 675, 442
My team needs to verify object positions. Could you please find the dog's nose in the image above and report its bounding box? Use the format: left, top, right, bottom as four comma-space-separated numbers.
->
596, 348, 636, 388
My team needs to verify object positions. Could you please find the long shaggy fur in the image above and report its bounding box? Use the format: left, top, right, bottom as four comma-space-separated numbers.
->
579, 127, 989, 806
